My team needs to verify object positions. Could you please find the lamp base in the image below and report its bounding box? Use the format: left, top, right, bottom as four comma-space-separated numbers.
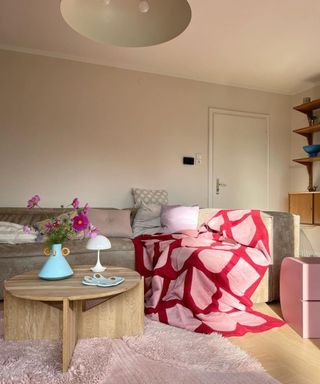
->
90, 249, 106, 273
91, 265, 106, 273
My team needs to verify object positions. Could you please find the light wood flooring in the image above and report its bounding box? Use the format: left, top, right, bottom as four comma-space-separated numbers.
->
231, 303, 320, 384
0, 300, 319, 383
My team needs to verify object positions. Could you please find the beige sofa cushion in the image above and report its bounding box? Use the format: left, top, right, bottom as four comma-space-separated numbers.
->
88, 209, 133, 238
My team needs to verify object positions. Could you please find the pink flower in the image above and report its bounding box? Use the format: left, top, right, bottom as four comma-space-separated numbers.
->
82, 203, 90, 215
27, 195, 40, 209
87, 224, 98, 238
72, 214, 89, 232
23, 225, 32, 233
45, 222, 52, 232
72, 198, 80, 209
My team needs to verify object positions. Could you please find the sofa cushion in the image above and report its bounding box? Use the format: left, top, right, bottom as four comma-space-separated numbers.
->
0, 222, 38, 244
132, 202, 163, 236
88, 209, 133, 238
132, 188, 168, 207
161, 205, 199, 233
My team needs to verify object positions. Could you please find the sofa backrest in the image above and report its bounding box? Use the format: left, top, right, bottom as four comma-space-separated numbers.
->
0, 207, 135, 227
0, 208, 64, 226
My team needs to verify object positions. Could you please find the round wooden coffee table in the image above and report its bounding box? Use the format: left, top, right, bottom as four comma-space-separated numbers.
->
4, 265, 144, 372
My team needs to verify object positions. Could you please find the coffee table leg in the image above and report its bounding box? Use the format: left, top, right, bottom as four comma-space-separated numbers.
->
62, 299, 80, 372
4, 289, 61, 341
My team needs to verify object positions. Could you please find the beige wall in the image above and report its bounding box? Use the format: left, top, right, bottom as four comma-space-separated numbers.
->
290, 85, 320, 192
0, 49, 290, 209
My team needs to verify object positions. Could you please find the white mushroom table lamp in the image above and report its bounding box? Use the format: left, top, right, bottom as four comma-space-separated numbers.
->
86, 235, 111, 273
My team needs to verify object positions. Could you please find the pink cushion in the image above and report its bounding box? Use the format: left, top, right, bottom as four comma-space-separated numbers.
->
161, 205, 199, 233
88, 209, 133, 238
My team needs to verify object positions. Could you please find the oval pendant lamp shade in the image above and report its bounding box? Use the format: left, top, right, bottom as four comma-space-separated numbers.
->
60, 0, 192, 47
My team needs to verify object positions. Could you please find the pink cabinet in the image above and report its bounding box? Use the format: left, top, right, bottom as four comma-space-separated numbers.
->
280, 257, 320, 338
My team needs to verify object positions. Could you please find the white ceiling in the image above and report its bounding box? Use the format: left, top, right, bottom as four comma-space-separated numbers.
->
1, 0, 320, 95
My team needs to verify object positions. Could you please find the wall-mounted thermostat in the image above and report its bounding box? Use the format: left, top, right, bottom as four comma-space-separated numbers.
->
183, 156, 195, 165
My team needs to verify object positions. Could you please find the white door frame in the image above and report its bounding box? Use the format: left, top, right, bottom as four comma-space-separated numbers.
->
208, 108, 270, 208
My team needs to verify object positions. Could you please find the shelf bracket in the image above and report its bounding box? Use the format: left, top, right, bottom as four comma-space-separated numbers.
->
306, 133, 313, 146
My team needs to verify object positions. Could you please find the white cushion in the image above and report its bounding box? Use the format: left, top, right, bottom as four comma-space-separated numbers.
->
0, 221, 38, 244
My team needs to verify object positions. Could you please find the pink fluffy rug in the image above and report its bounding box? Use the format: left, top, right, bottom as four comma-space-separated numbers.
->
0, 311, 279, 384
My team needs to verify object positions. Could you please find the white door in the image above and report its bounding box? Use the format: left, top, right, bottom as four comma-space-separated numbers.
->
208, 109, 269, 209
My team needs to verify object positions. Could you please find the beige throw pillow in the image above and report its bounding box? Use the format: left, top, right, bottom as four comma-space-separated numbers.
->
88, 209, 133, 238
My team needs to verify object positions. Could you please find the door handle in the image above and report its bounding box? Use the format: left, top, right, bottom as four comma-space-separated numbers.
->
216, 178, 227, 195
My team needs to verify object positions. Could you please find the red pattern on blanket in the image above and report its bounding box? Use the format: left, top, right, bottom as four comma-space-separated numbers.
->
133, 209, 285, 336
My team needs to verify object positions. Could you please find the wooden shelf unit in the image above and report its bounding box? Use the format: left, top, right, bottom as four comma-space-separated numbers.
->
293, 124, 320, 145
294, 156, 320, 165
293, 98, 320, 190
294, 99, 320, 116
288, 192, 320, 225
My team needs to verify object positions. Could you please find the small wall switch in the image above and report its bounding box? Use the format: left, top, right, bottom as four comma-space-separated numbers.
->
195, 153, 202, 165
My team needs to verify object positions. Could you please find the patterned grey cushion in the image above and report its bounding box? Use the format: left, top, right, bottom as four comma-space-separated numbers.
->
132, 188, 168, 207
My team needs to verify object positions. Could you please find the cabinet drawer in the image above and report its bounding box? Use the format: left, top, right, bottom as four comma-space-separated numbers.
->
302, 301, 320, 338
289, 193, 313, 224
281, 257, 320, 338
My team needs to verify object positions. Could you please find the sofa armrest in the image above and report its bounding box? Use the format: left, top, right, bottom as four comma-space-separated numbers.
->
198, 208, 299, 302
293, 213, 300, 258
264, 211, 300, 302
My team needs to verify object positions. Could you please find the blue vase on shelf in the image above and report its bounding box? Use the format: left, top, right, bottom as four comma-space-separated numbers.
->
38, 243, 73, 280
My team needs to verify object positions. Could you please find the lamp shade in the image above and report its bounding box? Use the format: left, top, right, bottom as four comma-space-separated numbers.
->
86, 235, 111, 250
60, 0, 192, 47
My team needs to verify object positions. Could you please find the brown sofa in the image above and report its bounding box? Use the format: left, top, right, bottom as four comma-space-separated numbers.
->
0, 207, 300, 302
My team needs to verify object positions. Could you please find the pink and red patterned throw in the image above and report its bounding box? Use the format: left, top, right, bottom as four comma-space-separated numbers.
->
133, 209, 284, 337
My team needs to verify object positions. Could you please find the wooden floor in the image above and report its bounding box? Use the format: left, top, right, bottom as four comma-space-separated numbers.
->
231, 303, 320, 384
0, 300, 319, 383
